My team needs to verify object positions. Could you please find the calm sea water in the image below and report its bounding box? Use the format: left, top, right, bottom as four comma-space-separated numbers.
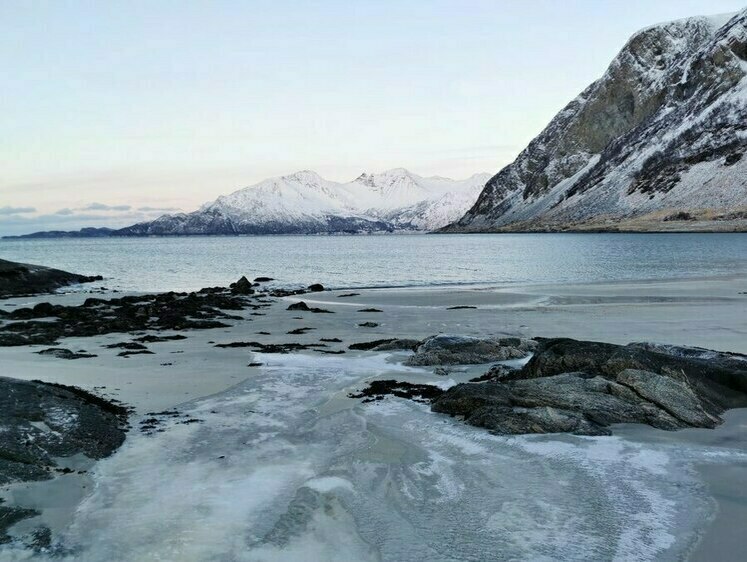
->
1, 233, 746, 293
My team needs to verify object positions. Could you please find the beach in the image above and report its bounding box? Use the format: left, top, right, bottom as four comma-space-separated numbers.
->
1, 272, 746, 560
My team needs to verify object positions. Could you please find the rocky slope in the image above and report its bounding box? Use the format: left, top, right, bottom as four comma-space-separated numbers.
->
8, 170, 489, 238
445, 10, 747, 232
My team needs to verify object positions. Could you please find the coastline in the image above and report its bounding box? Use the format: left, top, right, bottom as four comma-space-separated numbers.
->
0, 272, 746, 558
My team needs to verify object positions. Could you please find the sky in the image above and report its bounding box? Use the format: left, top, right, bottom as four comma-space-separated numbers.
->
1, 0, 745, 236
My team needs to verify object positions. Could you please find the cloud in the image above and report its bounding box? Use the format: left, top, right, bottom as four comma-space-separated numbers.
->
137, 206, 180, 212
81, 202, 132, 211
0, 205, 36, 215
54, 208, 75, 215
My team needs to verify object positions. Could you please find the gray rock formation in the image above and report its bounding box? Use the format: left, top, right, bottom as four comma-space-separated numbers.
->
405, 335, 536, 366
445, 10, 747, 232
431, 338, 747, 435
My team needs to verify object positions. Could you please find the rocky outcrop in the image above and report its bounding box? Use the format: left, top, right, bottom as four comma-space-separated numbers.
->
0, 378, 129, 543
405, 335, 536, 366
431, 338, 747, 435
0, 259, 102, 298
445, 11, 747, 232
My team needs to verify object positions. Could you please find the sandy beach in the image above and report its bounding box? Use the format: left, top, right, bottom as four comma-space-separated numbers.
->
1, 273, 746, 559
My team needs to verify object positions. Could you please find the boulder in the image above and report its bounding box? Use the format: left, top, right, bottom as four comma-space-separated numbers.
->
405, 335, 537, 366
230, 276, 254, 295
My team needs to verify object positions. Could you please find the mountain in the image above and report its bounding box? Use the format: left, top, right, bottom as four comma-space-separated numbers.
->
119, 169, 489, 235
444, 10, 747, 232
6, 170, 489, 238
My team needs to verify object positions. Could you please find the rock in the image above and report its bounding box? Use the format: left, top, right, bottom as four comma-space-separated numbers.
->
287, 327, 314, 335
253, 277, 274, 282
37, 348, 97, 360
431, 338, 747, 436
0, 287, 250, 347
405, 335, 537, 366
616, 368, 719, 427
357, 308, 383, 312
349, 380, 445, 403
348, 338, 421, 351
468, 364, 517, 383
285, 301, 334, 313
0, 377, 128, 541
230, 276, 254, 295
0, 258, 103, 299
358, 322, 378, 328
447, 305, 477, 310
103, 342, 148, 350
307, 283, 325, 292
337, 293, 360, 298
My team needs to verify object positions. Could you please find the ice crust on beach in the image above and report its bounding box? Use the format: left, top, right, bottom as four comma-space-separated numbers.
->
13, 352, 737, 561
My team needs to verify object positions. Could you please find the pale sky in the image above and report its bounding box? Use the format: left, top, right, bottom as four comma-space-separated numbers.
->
1, 0, 745, 236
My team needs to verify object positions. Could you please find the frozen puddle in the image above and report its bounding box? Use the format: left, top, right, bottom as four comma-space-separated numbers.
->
19, 353, 747, 561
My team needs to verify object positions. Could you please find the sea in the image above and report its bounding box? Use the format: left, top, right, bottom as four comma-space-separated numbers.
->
1, 233, 746, 292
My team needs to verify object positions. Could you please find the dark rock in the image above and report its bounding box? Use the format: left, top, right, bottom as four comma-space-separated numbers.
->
286, 301, 334, 313
230, 276, 254, 295
349, 380, 444, 403
0, 259, 103, 299
320, 338, 342, 343
348, 338, 420, 351
103, 342, 148, 350
0, 377, 128, 540
117, 350, 155, 357
447, 305, 477, 310
307, 284, 325, 292
287, 327, 314, 335
133, 334, 187, 343
37, 348, 97, 360
358, 322, 379, 328
337, 293, 360, 298
0, 288, 250, 347
215, 341, 326, 353
254, 277, 274, 282
357, 308, 383, 313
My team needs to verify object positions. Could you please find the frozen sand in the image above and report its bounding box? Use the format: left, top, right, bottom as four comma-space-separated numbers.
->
1, 273, 746, 559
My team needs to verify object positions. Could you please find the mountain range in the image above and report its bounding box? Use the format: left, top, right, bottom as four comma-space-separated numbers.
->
6, 170, 490, 238
443, 10, 747, 232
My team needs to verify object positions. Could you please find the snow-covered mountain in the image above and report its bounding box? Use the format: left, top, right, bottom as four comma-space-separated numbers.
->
444, 10, 747, 232
117, 169, 489, 235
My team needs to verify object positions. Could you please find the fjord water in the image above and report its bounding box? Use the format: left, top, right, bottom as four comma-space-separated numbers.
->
1, 233, 746, 292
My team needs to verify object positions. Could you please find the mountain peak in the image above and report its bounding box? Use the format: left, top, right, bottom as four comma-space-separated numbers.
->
281, 170, 324, 183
